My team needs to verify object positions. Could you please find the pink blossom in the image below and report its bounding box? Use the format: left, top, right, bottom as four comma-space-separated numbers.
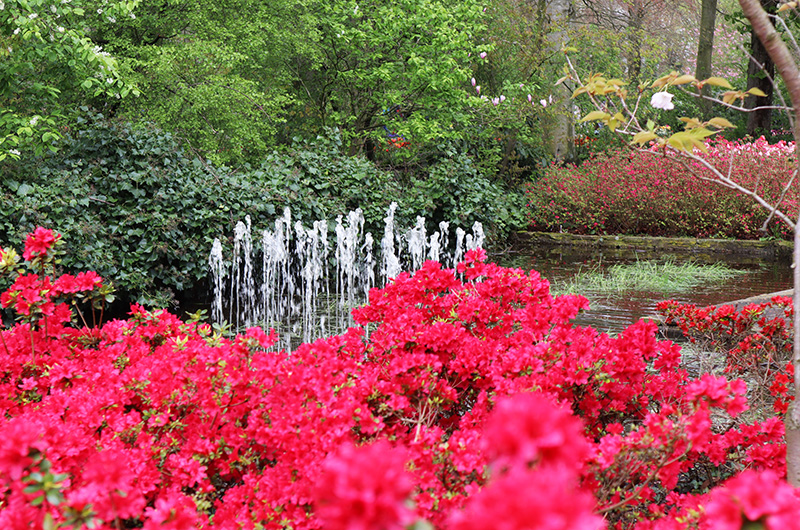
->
314, 441, 415, 530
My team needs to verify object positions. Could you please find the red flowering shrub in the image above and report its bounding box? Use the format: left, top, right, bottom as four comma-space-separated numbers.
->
658, 297, 794, 415
701, 470, 800, 530
314, 441, 416, 530
0, 228, 796, 529
527, 137, 797, 239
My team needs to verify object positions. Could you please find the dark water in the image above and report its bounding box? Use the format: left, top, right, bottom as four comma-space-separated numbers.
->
494, 246, 793, 335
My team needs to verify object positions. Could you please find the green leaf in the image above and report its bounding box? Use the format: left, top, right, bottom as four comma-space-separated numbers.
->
707, 117, 735, 128
580, 111, 610, 122
633, 131, 658, 144
702, 77, 734, 89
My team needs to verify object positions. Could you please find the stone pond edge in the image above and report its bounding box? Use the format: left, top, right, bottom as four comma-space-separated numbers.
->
511, 231, 794, 260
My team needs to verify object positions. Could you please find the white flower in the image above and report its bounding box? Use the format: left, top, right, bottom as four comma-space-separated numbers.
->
129, 13, 135, 19
107, 78, 114, 84
9, 149, 20, 156
51, 4, 57, 12
97, 8, 103, 14
107, 16, 116, 22
471, 77, 476, 87
527, 94, 532, 103
57, 26, 65, 33
28, 12, 38, 19
650, 91, 675, 110
0, 2, 5, 10
499, 95, 506, 102
491, 97, 499, 106
540, 99, 547, 107
13, 27, 19, 34
30, 116, 38, 126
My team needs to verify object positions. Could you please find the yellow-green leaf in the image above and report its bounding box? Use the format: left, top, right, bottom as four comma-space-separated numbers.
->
673, 74, 697, 85
747, 87, 767, 97
667, 135, 688, 152
580, 111, 610, 122
778, 2, 797, 13
679, 117, 703, 129
689, 127, 716, 139
708, 117, 735, 128
668, 132, 708, 153
702, 77, 734, 89
722, 91, 739, 104
633, 131, 658, 144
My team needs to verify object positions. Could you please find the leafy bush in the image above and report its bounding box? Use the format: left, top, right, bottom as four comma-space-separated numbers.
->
403, 153, 528, 239
1, 229, 795, 529
1, 114, 298, 308
2, 115, 529, 309
526, 137, 797, 239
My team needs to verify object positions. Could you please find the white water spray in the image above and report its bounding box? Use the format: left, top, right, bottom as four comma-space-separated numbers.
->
210, 203, 486, 347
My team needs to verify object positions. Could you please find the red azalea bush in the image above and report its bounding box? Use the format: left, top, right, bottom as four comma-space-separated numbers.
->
526, 137, 797, 239
658, 297, 795, 416
1, 228, 799, 529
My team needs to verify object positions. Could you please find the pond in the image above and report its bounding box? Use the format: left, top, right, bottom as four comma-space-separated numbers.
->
495, 246, 793, 335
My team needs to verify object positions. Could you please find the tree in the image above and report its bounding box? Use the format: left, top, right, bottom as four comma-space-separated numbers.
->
571, 0, 697, 81
567, 0, 800, 485
744, 0, 778, 135
0, 0, 138, 162
296, 0, 487, 157
94, 0, 487, 164
696, 0, 719, 118
544, 0, 576, 162
92, 0, 301, 165
738, 0, 800, 486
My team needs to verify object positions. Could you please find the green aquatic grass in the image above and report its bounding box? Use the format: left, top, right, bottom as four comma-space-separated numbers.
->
552, 259, 748, 297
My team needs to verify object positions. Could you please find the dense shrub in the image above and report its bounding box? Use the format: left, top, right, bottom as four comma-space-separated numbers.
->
1, 115, 526, 308
527, 137, 797, 239
1, 229, 796, 529
658, 296, 795, 416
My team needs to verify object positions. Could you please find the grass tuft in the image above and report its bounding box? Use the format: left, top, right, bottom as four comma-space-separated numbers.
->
553, 259, 747, 296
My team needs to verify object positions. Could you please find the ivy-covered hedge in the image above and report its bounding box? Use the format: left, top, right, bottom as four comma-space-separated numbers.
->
1, 114, 525, 308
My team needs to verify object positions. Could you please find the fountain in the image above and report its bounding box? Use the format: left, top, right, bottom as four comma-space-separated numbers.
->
209, 202, 484, 346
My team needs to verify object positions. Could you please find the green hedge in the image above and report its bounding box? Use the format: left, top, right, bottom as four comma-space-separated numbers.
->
1, 115, 525, 309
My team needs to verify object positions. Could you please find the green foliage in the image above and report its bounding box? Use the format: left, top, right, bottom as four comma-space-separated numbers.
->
86, 0, 488, 165
2, 116, 527, 308
1, 114, 297, 307
303, 0, 487, 154
270, 132, 401, 229
0, 0, 138, 161
93, 0, 297, 166
402, 152, 527, 239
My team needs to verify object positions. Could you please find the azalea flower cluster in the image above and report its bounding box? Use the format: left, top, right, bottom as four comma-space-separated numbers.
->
658, 296, 794, 415
527, 138, 797, 239
0, 229, 798, 529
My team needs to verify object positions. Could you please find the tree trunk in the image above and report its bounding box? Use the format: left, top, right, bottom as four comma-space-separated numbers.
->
544, 0, 575, 162
738, 0, 800, 487
745, 0, 778, 136
695, 0, 718, 119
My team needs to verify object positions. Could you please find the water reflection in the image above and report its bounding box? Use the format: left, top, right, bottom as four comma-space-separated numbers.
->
495, 247, 793, 335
